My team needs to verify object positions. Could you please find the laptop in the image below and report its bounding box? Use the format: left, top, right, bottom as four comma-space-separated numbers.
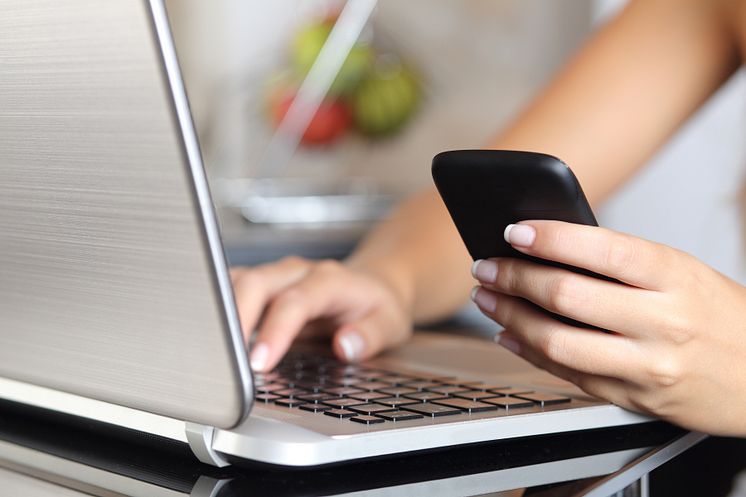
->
0, 0, 651, 468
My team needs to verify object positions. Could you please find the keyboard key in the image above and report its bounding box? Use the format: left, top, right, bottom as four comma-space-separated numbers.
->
489, 387, 534, 396
297, 393, 335, 403
323, 398, 366, 408
275, 398, 303, 408
430, 376, 458, 383
350, 415, 386, 425
324, 386, 365, 396
349, 403, 398, 415
432, 398, 498, 413
404, 391, 447, 402
377, 376, 416, 386
377, 386, 418, 397
484, 397, 535, 409
257, 383, 286, 393
255, 393, 281, 403
334, 365, 362, 375
349, 391, 390, 402
426, 385, 470, 395
294, 382, 327, 392
375, 411, 425, 422
469, 384, 511, 391
299, 403, 332, 413
457, 381, 487, 387
514, 393, 572, 406
356, 381, 390, 391
402, 380, 441, 390
325, 409, 357, 418
452, 391, 502, 401
402, 403, 463, 417
332, 377, 363, 386
375, 397, 420, 408
255, 372, 280, 382
359, 371, 388, 380
279, 371, 308, 381
275, 388, 308, 398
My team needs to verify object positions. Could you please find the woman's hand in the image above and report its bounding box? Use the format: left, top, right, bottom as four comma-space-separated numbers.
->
230, 257, 413, 373
471, 220, 746, 436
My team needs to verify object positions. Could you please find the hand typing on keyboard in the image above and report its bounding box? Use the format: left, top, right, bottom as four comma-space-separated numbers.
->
253, 351, 572, 425
230, 257, 414, 373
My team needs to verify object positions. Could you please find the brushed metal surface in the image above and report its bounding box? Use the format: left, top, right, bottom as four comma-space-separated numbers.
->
0, 0, 251, 428
214, 332, 652, 466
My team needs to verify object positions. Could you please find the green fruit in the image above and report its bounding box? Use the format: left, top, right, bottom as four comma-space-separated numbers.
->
291, 22, 372, 94
352, 64, 420, 136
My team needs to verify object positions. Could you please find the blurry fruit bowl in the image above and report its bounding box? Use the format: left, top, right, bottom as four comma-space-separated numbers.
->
264, 16, 423, 147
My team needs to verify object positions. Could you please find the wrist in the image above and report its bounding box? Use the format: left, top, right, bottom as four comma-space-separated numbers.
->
345, 254, 416, 318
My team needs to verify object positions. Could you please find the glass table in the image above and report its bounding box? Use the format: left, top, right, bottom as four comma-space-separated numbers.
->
0, 399, 703, 497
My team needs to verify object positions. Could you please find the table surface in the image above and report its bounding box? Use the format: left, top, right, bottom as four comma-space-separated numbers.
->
0, 397, 699, 497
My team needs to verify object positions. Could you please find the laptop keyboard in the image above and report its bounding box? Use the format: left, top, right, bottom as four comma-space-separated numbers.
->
253, 351, 572, 426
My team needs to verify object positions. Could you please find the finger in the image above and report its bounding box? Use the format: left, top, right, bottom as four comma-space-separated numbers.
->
232, 257, 311, 339
474, 257, 663, 336
503, 220, 681, 290
497, 332, 633, 408
496, 332, 584, 385
472, 288, 645, 381
333, 308, 411, 363
252, 263, 368, 372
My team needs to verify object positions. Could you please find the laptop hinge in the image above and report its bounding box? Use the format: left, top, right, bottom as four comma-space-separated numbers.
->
185, 423, 230, 467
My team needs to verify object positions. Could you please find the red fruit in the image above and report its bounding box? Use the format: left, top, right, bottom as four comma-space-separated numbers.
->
273, 94, 352, 145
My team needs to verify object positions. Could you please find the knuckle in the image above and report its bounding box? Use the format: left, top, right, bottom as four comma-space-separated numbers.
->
495, 259, 519, 293
646, 353, 684, 388
628, 392, 668, 416
678, 250, 711, 286
279, 255, 308, 268
539, 327, 568, 363
547, 275, 582, 315
493, 297, 514, 326
661, 312, 695, 345
603, 235, 637, 275
574, 375, 601, 398
274, 287, 306, 308
314, 259, 343, 275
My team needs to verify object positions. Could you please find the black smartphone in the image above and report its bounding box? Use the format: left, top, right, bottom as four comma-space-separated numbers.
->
432, 149, 608, 328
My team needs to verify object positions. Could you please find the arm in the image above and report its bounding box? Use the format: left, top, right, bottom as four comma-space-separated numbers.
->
464, 0, 746, 434
348, 0, 740, 321
235, 0, 740, 372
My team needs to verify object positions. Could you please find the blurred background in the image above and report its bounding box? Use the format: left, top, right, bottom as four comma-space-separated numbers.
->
164, 0, 746, 287
164, 0, 591, 265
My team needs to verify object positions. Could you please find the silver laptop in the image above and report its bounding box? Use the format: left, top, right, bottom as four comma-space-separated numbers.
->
0, 0, 651, 468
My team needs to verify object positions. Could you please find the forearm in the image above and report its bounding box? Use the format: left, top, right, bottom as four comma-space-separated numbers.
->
348, 0, 739, 323
487, 0, 738, 206
346, 187, 472, 323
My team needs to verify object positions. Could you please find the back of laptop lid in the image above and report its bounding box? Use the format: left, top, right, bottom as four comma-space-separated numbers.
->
0, 0, 252, 429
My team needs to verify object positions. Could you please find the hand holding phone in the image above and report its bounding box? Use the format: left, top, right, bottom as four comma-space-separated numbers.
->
432, 149, 610, 329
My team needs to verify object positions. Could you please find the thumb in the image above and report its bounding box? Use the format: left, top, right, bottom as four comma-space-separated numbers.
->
332, 309, 411, 363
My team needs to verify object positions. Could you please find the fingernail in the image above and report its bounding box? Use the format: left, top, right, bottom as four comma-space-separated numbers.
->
470, 286, 497, 313
471, 259, 498, 283
504, 224, 536, 247
338, 332, 365, 362
496, 334, 521, 355
250, 343, 269, 372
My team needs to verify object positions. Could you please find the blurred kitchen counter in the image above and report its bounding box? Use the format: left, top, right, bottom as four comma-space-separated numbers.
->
218, 206, 366, 266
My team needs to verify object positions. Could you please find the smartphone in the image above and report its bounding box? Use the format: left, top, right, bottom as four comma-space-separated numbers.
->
432, 149, 608, 328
